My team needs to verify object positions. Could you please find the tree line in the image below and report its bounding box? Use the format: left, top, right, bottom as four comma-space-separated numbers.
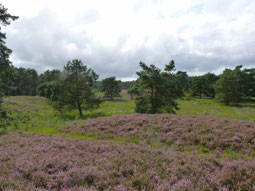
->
1, 3, 255, 119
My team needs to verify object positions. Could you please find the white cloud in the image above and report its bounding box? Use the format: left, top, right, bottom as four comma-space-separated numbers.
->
1, 0, 255, 78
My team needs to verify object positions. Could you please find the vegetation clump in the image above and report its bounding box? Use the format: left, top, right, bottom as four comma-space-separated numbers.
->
129, 60, 180, 114
57, 59, 101, 117
101, 77, 121, 100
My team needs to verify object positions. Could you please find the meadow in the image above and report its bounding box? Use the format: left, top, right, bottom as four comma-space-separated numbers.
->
1, 93, 255, 190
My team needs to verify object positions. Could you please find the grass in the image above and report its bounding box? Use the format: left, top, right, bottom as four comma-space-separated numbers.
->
2, 94, 255, 160
3, 95, 255, 134
177, 98, 255, 122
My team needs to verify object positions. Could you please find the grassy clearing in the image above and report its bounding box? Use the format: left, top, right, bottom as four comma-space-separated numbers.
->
177, 98, 255, 122
3, 94, 255, 136
2, 94, 255, 158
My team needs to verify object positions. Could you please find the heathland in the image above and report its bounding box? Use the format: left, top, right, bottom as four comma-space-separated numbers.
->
1, 92, 255, 190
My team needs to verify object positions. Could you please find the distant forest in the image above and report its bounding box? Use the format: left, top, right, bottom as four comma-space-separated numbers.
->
1, 61, 255, 102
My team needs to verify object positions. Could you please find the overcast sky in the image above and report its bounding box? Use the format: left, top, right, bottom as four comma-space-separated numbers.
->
2, 0, 255, 80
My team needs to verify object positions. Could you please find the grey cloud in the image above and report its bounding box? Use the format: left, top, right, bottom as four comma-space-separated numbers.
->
5, 3, 255, 79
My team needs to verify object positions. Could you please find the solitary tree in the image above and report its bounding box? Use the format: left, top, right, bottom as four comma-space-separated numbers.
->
129, 60, 179, 114
215, 66, 243, 105
101, 77, 121, 100
58, 59, 101, 117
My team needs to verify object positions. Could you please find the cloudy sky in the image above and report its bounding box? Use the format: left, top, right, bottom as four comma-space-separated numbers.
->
2, 0, 255, 80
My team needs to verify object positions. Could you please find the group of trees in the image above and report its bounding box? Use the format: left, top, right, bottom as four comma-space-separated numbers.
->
190, 73, 218, 98
214, 66, 255, 105
1, 3, 255, 118
3, 60, 252, 117
189, 66, 255, 105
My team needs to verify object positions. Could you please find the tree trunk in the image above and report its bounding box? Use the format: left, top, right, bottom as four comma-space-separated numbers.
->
78, 103, 83, 117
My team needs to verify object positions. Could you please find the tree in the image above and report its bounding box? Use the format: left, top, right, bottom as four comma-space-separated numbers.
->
173, 71, 189, 97
215, 66, 243, 105
0, 4, 18, 95
37, 80, 62, 101
10, 67, 38, 96
190, 73, 218, 98
101, 77, 121, 100
37, 69, 62, 100
202, 73, 218, 98
58, 59, 101, 117
243, 68, 255, 97
38, 69, 62, 84
190, 76, 204, 98
0, 4, 18, 124
129, 60, 179, 114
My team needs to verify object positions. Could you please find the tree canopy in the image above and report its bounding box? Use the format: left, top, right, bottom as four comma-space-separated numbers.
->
57, 59, 101, 117
0, 4, 18, 124
129, 60, 179, 114
101, 77, 121, 100
215, 66, 244, 105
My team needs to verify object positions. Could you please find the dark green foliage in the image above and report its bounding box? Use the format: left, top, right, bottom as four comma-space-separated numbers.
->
190, 76, 204, 98
190, 73, 218, 98
37, 81, 62, 101
57, 59, 101, 117
0, 4, 18, 128
168, 71, 189, 98
0, 4, 18, 97
240, 68, 255, 97
119, 81, 135, 90
203, 73, 218, 98
38, 69, 62, 84
37, 69, 62, 100
0, 4, 18, 69
101, 77, 121, 100
10, 68, 39, 96
129, 60, 179, 114
215, 66, 244, 105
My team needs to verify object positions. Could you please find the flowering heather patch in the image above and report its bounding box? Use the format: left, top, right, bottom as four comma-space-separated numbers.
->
0, 132, 255, 190
64, 114, 255, 155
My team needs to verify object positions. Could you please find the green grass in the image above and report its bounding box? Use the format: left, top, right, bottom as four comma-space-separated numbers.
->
2, 94, 255, 160
177, 98, 255, 122
3, 95, 255, 137
88, 100, 135, 116
2, 96, 255, 160
199, 146, 210, 154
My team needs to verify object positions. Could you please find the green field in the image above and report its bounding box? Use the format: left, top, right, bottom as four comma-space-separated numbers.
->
2, 92, 255, 137
177, 98, 255, 122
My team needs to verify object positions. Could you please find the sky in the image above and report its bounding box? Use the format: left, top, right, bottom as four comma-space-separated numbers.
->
1, 0, 255, 80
